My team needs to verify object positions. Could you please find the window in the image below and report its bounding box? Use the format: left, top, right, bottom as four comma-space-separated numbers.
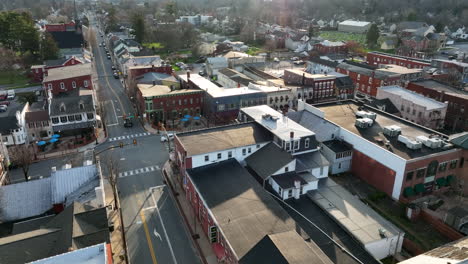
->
43, 121, 49, 126
288, 189, 293, 198
190, 98, 193, 104
29, 123, 35, 128
68, 115, 75, 121
72, 81, 76, 88
406, 171, 414, 181
228, 151, 232, 158
412, 109, 416, 115
338, 163, 342, 169
293, 140, 299, 150
418, 112, 422, 117
60, 82, 65, 89
52, 117, 59, 124
84, 80, 89, 87
217, 153, 222, 159
305, 138, 310, 148
75, 114, 82, 121
217, 104, 225, 111
242, 149, 246, 155
248, 147, 251, 153
60, 116, 67, 123
450, 160, 458, 169
184, 99, 187, 105
416, 168, 426, 178
357, 74, 361, 80
256, 144, 260, 149
320, 166, 324, 175
87, 113, 94, 120
284, 166, 289, 172
205, 155, 209, 161
48, 83, 52, 90
285, 142, 290, 151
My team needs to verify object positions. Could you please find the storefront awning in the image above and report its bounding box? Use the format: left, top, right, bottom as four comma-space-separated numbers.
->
436, 177, 446, 187
404, 187, 415, 197
414, 183, 425, 194
212, 242, 226, 260
446, 175, 455, 185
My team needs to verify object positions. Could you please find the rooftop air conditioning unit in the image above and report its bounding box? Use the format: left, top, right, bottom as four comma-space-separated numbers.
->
416, 135, 443, 149
383, 125, 401, 137
398, 135, 422, 149
355, 118, 373, 128
356, 110, 376, 120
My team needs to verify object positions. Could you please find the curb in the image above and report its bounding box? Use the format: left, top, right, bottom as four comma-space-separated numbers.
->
162, 163, 209, 264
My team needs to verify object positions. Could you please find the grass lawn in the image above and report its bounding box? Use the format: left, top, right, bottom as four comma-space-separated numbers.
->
319, 31, 366, 45
8, 82, 41, 90
246, 46, 265, 56
172, 65, 181, 71
143, 42, 165, 49
0, 71, 30, 86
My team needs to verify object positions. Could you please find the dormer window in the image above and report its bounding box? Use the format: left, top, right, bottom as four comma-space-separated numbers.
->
79, 101, 84, 110
305, 138, 310, 148
60, 103, 66, 112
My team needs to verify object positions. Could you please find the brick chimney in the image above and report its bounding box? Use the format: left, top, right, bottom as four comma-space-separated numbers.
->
290, 131, 294, 139
237, 82, 240, 88
187, 71, 190, 80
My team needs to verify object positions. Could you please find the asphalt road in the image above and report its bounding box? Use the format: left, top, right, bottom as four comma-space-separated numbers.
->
89, 16, 201, 264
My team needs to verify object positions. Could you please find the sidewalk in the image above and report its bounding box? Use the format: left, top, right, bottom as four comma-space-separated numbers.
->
162, 159, 217, 264
33, 126, 107, 162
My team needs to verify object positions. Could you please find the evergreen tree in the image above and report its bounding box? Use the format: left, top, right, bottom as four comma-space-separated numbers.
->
41, 32, 60, 60
366, 24, 380, 48
132, 13, 145, 44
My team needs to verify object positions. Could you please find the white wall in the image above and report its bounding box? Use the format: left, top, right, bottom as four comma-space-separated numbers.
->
320, 146, 352, 174
364, 233, 404, 260
311, 165, 329, 179
190, 142, 269, 169
51, 112, 95, 128
339, 128, 407, 200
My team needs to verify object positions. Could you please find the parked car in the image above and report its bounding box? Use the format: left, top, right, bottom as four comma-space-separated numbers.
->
290, 57, 299, 61
199, 70, 206, 76
7, 94, 15, 100
123, 118, 133, 127
107, 55, 111, 60
0, 105, 7, 112
111, 66, 116, 70
0, 101, 10, 106
113, 72, 119, 79
160, 133, 175, 142
99, 43, 102, 47
293, 60, 305, 65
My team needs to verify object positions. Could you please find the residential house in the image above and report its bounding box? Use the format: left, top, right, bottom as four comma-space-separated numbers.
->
248, 83, 295, 111
380, 39, 396, 51
338, 20, 371, 33
376, 85, 447, 129
306, 57, 340, 74
43, 63, 93, 96
49, 89, 96, 136
25, 101, 53, 143
0, 104, 27, 146
290, 100, 467, 202
176, 15, 212, 26
285, 33, 310, 51
136, 83, 204, 125
205, 57, 228, 77
407, 79, 468, 132
320, 140, 353, 174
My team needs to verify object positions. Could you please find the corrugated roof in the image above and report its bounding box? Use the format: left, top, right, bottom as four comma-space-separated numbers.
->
51, 165, 97, 204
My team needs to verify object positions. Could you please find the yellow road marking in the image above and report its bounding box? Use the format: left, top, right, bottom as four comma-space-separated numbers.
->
140, 210, 158, 264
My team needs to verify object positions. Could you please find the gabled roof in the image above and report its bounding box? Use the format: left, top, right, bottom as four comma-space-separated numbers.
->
0, 202, 109, 264
25, 110, 50, 123
271, 172, 307, 189
43, 63, 91, 82
0, 116, 19, 134
295, 151, 330, 172
44, 58, 69, 67
245, 142, 294, 180
50, 93, 94, 116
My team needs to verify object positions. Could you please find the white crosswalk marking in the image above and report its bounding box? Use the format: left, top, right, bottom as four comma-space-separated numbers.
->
118, 164, 160, 178
108, 132, 153, 142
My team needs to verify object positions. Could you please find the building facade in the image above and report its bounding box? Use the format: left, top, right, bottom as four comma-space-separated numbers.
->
284, 69, 338, 103
43, 64, 93, 96
366, 51, 431, 69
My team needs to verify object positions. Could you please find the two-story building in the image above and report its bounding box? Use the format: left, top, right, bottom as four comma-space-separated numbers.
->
0, 104, 27, 146
31, 56, 83, 83
376, 85, 447, 129
283, 69, 338, 103
43, 63, 93, 96
48, 89, 96, 136
366, 51, 431, 69
24, 101, 53, 143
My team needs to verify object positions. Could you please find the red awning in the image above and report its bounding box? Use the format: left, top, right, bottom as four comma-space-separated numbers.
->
212, 242, 226, 260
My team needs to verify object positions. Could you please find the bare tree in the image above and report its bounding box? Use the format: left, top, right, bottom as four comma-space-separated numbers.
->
87, 27, 97, 48
105, 153, 120, 210
9, 145, 34, 182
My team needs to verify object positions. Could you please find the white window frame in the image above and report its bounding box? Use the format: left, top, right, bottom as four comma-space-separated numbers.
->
305, 138, 310, 148
48, 83, 52, 90
60, 82, 65, 89
84, 80, 89, 87
72, 81, 76, 88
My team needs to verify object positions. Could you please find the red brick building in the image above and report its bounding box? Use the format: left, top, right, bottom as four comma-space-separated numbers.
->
313, 41, 347, 55
136, 84, 203, 126
31, 57, 83, 83
283, 69, 341, 103
367, 51, 431, 69
43, 63, 93, 96
44, 21, 76, 32
407, 80, 468, 132
126, 65, 173, 96
336, 62, 401, 97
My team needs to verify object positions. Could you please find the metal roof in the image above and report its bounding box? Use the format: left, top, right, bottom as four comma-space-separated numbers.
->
51, 165, 97, 204
30, 243, 107, 264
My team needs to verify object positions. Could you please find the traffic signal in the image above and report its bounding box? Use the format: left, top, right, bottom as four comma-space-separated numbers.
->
119, 142, 124, 148
133, 139, 137, 145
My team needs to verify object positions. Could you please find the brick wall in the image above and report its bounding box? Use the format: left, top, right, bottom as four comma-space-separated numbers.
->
420, 210, 464, 240
367, 53, 430, 69
44, 75, 93, 95
403, 238, 424, 256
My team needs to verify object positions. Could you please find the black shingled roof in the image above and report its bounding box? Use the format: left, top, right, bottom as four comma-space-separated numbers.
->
245, 142, 294, 180
49, 31, 84, 49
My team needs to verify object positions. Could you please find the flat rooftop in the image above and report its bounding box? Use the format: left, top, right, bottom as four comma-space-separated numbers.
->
137, 84, 201, 97
176, 122, 272, 156
309, 178, 402, 246
281, 197, 381, 264
377, 64, 423, 75
188, 159, 332, 264
379, 85, 447, 110
337, 62, 399, 79
181, 74, 261, 97
241, 105, 315, 141
43, 63, 92, 82
398, 236, 468, 264
286, 69, 336, 80
317, 102, 449, 160
410, 79, 468, 96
